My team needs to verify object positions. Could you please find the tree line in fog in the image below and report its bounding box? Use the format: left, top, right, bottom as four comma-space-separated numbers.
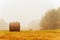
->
0, 7, 60, 30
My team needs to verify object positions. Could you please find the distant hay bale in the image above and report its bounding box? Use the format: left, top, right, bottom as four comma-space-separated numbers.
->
28, 19, 42, 30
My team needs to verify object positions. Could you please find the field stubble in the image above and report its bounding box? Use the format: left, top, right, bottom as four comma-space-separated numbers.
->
0, 30, 59, 40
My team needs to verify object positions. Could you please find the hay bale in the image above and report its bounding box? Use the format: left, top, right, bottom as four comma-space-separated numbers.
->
9, 22, 20, 31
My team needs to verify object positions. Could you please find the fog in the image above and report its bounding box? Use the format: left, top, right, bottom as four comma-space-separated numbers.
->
0, 0, 60, 30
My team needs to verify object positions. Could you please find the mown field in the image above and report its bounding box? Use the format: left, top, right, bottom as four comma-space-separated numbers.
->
0, 30, 59, 40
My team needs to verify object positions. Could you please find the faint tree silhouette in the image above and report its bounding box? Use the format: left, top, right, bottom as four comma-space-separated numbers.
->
40, 7, 60, 30
0, 19, 8, 30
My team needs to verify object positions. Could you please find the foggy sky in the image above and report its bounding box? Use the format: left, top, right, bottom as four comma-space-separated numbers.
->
0, 0, 60, 30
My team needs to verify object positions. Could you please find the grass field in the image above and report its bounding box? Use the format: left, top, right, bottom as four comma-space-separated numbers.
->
0, 30, 59, 40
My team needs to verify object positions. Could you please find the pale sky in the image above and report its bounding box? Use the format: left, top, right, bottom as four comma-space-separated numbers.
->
0, 0, 60, 30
